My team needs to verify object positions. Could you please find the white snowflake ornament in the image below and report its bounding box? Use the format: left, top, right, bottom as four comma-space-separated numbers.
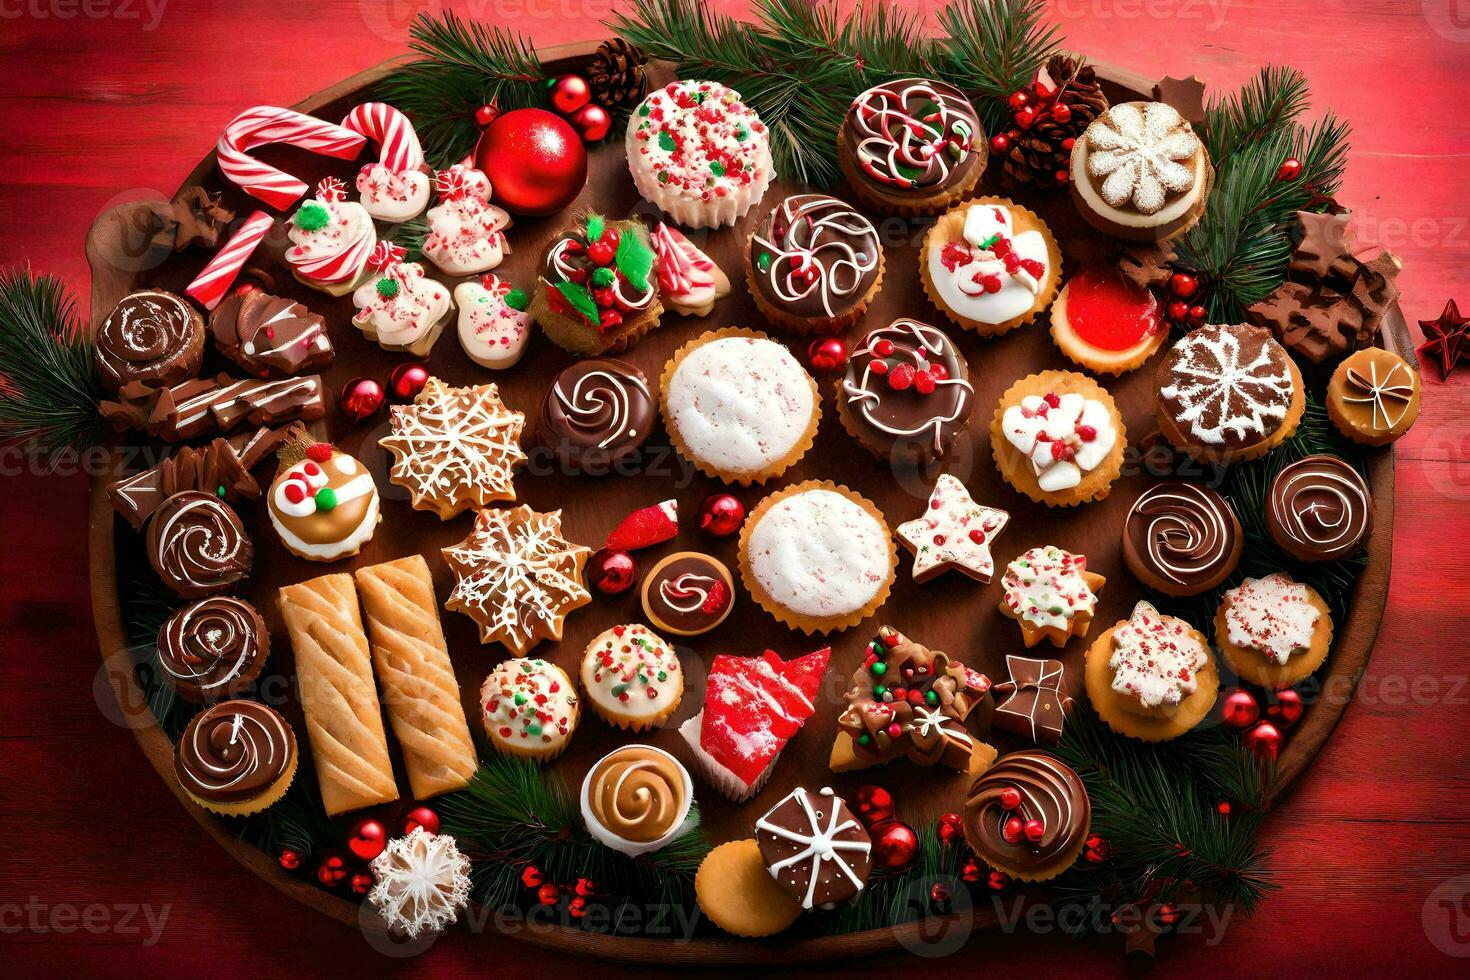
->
367, 828, 472, 939
1085, 103, 1200, 214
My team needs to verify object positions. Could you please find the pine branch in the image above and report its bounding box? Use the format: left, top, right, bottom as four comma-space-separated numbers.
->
0, 267, 105, 465
1203, 66, 1310, 163
819, 820, 969, 935
937, 0, 1062, 134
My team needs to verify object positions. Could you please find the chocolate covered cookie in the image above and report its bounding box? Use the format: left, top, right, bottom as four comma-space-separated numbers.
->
538, 358, 653, 475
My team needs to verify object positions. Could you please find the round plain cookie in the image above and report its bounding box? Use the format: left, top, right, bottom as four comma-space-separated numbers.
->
694, 839, 802, 937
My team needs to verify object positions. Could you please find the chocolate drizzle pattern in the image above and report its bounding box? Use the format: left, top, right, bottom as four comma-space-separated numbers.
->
95, 289, 201, 391
147, 491, 253, 598
750, 194, 880, 319
963, 751, 1089, 873
158, 596, 267, 703
841, 318, 974, 457
1124, 482, 1241, 588
539, 358, 653, 469
210, 289, 333, 377
1268, 455, 1372, 561
175, 700, 294, 803
844, 78, 979, 193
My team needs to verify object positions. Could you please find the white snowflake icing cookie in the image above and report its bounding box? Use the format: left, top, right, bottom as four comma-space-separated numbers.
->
350, 242, 454, 357
993, 370, 1126, 506
285, 178, 377, 296
1086, 603, 1219, 742
739, 481, 896, 634
1070, 101, 1210, 241
896, 474, 1009, 584
379, 377, 527, 519
368, 828, 471, 939
999, 545, 1105, 648
422, 165, 511, 276
1216, 573, 1332, 688
579, 624, 684, 731
651, 222, 730, 316
661, 328, 820, 485
922, 198, 1061, 335
454, 275, 531, 369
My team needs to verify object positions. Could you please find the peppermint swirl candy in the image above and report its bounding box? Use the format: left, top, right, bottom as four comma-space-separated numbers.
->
845, 78, 979, 191
1124, 482, 1241, 590
963, 751, 1089, 872
585, 746, 688, 844
175, 700, 295, 804
95, 289, 201, 392
1268, 455, 1372, 561
147, 491, 253, 599
750, 194, 881, 320
158, 596, 267, 703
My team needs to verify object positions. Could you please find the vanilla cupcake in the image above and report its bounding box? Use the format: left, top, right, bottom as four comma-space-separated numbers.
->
661, 328, 820, 485
480, 658, 580, 762
626, 80, 774, 229
175, 700, 298, 817
739, 481, 896, 634
1085, 601, 1219, 742
991, 370, 1125, 507
746, 194, 884, 335
1070, 101, 1211, 242
1215, 573, 1333, 689
579, 624, 683, 731
921, 197, 1062, 336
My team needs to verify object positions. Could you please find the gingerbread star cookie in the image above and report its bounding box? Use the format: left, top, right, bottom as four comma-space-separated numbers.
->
442, 506, 592, 655
999, 545, 1105, 648
380, 377, 527, 519
896, 474, 1009, 584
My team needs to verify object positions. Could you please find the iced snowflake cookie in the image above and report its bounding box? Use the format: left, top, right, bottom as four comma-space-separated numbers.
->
991, 370, 1125, 507
422, 165, 510, 276
739, 481, 896, 634
480, 658, 580, 762
1215, 572, 1333, 689
651, 222, 730, 316
454, 274, 531, 370
920, 197, 1062, 336
1326, 347, 1422, 446
1155, 323, 1303, 464
579, 624, 683, 731
379, 377, 527, 519
285, 178, 376, 296
895, 474, 1009, 584
266, 439, 380, 562
838, 77, 986, 216
1049, 265, 1166, 375
661, 327, 820, 485
999, 545, 1105, 648
1069, 101, 1211, 242
530, 213, 663, 356
350, 242, 454, 357
367, 828, 472, 939
746, 194, 884, 335
442, 506, 591, 655
1084, 601, 1218, 742
626, 79, 774, 229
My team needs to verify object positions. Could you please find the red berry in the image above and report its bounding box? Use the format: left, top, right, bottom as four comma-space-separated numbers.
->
887, 363, 916, 391
1169, 272, 1198, 297
1002, 816, 1024, 844
990, 133, 1011, 154
969, 529, 988, 544
284, 483, 305, 504
913, 371, 936, 395
1014, 106, 1038, 130
1023, 819, 1045, 843
1050, 102, 1072, 123
870, 359, 889, 376
1076, 424, 1097, 442
1007, 90, 1030, 110
928, 363, 948, 381
873, 338, 895, 357
1000, 787, 1022, 810
587, 241, 615, 266
1188, 304, 1208, 325
1167, 300, 1190, 322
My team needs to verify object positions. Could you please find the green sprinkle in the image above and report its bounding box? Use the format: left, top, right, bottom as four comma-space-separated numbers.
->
979, 233, 1000, 250
710, 160, 726, 177
756, 251, 772, 273
657, 171, 670, 184
871, 661, 887, 677
657, 670, 668, 682
926, 689, 938, 704
514, 692, 527, 706
527, 722, 542, 736
640, 103, 650, 116
215, 484, 226, 499
376, 277, 399, 299
611, 682, 630, 698
314, 487, 337, 512
505, 288, 529, 311
735, 125, 747, 142
873, 684, 886, 698
857, 733, 871, 746
591, 267, 615, 289
293, 202, 330, 232
657, 130, 676, 152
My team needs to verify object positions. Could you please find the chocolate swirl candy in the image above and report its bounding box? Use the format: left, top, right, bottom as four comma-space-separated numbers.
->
175, 699, 295, 805
749, 194, 881, 320
840, 318, 974, 461
640, 552, 735, 636
963, 751, 1089, 876
1123, 482, 1242, 594
537, 358, 653, 474
158, 596, 269, 703
1267, 454, 1373, 562
147, 491, 253, 598
210, 288, 334, 377
841, 78, 982, 195
583, 745, 690, 846
94, 289, 204, 392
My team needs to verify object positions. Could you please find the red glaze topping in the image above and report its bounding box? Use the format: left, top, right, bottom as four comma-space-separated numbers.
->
1064, 265, 1160, 352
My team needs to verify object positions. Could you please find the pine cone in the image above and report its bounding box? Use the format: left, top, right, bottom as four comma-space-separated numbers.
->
587, 38, 648, 110
1000, 56, 1109, 192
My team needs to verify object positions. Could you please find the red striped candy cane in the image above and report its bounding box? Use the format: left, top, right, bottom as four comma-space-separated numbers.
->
340, 102, 424, 173
216, 106, 366, 210
185, 211, 274, 310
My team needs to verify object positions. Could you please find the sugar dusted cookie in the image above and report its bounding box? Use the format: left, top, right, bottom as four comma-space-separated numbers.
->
1215, 572, 1332, 689
1069, 101, 1210, 242
1084, 601, 1218, 741
999, 545, 1104, 648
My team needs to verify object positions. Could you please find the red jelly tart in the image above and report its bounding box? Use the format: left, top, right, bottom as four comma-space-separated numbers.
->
1049, 265, 1165, 375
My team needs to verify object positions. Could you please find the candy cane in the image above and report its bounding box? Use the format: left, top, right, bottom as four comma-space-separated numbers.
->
216, 106, 366, 210
341, 102, 424, 173
186, 211, 274, 310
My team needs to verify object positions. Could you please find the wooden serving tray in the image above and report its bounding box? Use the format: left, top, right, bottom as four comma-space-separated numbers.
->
86, 42, 1399, 964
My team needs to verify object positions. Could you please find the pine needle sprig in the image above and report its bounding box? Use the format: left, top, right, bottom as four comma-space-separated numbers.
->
0, 267, 105, 465
1202, 66, 1310, 164
819, 820, 970, 935
937, 0, 1062, 134
379, 12, 548, 168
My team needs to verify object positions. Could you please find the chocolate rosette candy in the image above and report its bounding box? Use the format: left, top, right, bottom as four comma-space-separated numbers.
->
94, 289, 204, 392
175, 700, 295, 805
1123, 482, 1243, 595
158, 596, 269, 703
963, 750, 1089, 880
538, 357, 653, 474
1267, 454, 1373, 562
146, 491, 253, 598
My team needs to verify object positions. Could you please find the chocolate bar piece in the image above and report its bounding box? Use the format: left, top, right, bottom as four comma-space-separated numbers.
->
991, 654, 1074, 745
106, 436, 261, 530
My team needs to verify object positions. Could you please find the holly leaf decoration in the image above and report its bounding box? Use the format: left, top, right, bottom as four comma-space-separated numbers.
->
585, 213, 606, 245
613, 224, 655, 292
553, 280, 599, 326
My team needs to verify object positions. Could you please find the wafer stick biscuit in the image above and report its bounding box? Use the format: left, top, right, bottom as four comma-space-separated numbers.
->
355, 556, 477, 798
277, 574, 398, 815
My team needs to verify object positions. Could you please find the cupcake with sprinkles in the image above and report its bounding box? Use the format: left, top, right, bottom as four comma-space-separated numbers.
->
746, 194, 884, 335
838, 78, 986, 216
480, 658, 580, 762
626, 80, 774, 229
579, 624, 684, 731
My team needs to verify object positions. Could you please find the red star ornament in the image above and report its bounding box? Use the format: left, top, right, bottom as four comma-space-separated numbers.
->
1418, 299, 1469, 381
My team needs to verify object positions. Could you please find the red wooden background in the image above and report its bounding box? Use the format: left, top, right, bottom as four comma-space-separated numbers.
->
2, 1, 1468, 975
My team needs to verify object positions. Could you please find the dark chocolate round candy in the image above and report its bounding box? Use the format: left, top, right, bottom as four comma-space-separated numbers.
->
1266, 454, 1372, 562
748, 194, 881, 322
839, 318, 974, 462
962, 751, 1089, 875
175, 699, 295, 805
640, 551, 735, 636
94, 289, 204, 392
538, 358, 653, 475
840, 78, 983, 197
1122, 482, 1242, 594
147, 491, 253, 598
157, 596, 269, 703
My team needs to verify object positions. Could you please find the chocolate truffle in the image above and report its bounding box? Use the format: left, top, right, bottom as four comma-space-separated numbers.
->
94, 289, 204, 392
838, 318, 974, 463
538, 357, 654, 475
1267, 454, 1372, 562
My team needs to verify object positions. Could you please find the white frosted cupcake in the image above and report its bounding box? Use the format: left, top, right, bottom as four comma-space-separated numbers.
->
351, 243, 454, 357
660, 327, 820, 485
626, 80, 774, 229
579, 624, 683, 731
285, 178, 377, 296
481, 658, 580, 762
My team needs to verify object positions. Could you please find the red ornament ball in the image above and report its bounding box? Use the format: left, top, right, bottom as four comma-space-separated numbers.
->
807, 336, 849, 374
536, 883, 561, 906
569, 103, 613, 143
936, 811, 965, 846
402, 805, 440, 836
987, 870, 1010, 891
990, 133, 1011, 155
315, 852, 350, 888
1217, 800, 1232, 816
871, 819, 919, 871
1013, 106, 1038, 130
1243, 720, 1284, 761
347, 817, 388, 861
548, 73, 592, 114
278, 847, 303, 871
1158, 902, 1181, 926
1220, 687, 1260, 729
1007, 90, 1030, 110
474, 103, 500, 128
1166, 299, 1190, 323
389, 362, 430, 402
1276, 157, 1303, 181
1187, 303, 1209, 325
589, 547, 637, 595
1050, 102, 1072, 124
1267, 688, 1305, 728
698, 493, 746, 538
929, 881, 952, 911
350, 871, 375, 897
474, 108, 587, 216
853, 784, 896, 827
338, 377, 386, 422
1168, 272, 1198, 297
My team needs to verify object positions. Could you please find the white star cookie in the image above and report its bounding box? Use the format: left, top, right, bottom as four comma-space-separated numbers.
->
896, 474, 1009, 583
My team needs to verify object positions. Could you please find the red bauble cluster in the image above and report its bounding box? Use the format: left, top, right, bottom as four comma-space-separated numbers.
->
698, 493, 745, 537
1162, 271, 1208, 328
298, 806, 442, 897
936, 811, 965, 847
546, 73, 612, 143
589, 547, 637, 595
1221, 686, 1305, 761
851, 784, 917, 871
1084, 832, 1111, 864
474, 108, 587, 217
521, 864, 597, 918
